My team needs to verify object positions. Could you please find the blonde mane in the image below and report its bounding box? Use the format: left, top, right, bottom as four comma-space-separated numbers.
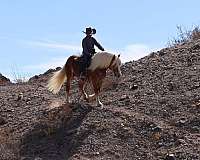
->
88, 51, 116, 71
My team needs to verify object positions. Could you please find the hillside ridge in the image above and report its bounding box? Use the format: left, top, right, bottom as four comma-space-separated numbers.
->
0, 39, 200, 160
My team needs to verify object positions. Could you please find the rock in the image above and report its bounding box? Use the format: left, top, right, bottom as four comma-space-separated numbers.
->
152, 126, 162, 132
176, 139, 186, 145
129, 84, 138, 90
193, 82, 200, 89
148, 52, 158, 58
119, 95, 129, 101
164, 153, 176, 160
93, 152, 100, 155
179, 118, 187, 124
192, 44, 200, 50
159, 50, 168, 56
191, 126, 200, 132
120, 123, 125, 127
175, 118, 187, 127
17, 92, 24, 101
0, 117, 6, 125
124, 99, 130, 105
26, 98, 31, 102
167, 82, 174, 91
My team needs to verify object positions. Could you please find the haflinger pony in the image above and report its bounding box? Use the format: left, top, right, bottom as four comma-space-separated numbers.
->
47, 51, 122, 107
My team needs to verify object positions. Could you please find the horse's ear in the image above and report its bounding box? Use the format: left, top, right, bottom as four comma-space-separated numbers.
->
117, 54, 120, 58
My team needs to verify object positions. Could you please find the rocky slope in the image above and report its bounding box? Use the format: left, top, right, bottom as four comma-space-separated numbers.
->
0, 40, 200, 160
0, 73, 11, 85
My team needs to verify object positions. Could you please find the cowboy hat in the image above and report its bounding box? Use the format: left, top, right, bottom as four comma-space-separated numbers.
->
83, 27, 96, 35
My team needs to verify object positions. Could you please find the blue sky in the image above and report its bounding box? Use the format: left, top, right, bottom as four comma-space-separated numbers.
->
0, 0, 200, 80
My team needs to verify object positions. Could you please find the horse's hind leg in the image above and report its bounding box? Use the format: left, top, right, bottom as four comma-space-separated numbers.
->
78, 80, 88, 102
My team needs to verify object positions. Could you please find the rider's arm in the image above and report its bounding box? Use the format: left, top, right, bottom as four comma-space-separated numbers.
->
93, 37, 105, 51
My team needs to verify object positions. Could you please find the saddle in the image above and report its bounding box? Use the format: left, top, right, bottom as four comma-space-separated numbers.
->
73, 55, 90, 76
80, 53, 94, 67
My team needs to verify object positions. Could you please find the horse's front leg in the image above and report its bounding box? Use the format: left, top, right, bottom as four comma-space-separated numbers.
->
92, 78, 103, 107
96, 93, 103, 107
78, 79, 89, 102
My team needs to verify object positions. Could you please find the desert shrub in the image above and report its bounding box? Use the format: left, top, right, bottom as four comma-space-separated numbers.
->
10, 64, 28, 83
190, 26, 200, 40
168, 25, 200, 47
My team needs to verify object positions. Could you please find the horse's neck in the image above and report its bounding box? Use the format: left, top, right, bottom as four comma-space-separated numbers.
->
88, 52, 113, 71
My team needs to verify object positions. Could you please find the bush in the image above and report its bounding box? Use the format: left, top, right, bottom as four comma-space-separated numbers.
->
10, 65, 28, 83
168, 25, 200, 47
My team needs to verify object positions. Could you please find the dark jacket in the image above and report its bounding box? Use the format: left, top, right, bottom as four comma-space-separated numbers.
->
82, 35, 104, 56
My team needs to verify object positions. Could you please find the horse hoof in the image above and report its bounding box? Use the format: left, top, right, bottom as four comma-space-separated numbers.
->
83, 95, 89, 102
66, 101, 70, 104
97, 102, 103, 108
66, 99, 72, 104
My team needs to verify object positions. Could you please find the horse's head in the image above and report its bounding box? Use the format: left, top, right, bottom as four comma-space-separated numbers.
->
109, 54, 122, 78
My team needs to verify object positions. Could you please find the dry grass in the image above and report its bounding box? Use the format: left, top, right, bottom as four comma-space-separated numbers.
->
168, 25, 200, 47
10, 64, 28, 83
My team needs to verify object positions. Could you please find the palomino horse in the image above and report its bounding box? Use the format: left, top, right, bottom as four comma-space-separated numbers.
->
47, 51, 122, 106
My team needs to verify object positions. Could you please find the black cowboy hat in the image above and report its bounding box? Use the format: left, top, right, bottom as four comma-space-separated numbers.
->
83, 27, 96, 35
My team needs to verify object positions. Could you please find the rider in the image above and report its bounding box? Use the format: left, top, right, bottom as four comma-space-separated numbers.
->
80, 27, 105, 79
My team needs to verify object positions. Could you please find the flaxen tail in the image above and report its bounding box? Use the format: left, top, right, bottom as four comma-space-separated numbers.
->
47, 65, 67, 94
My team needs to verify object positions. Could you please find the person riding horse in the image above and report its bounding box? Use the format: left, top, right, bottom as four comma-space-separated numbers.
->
80, 27, 105, 79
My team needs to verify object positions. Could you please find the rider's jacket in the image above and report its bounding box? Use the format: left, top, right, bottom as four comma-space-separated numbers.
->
82, 35, 104, 56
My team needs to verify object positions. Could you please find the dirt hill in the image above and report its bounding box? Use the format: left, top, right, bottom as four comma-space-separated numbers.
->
0, 40, 200, 160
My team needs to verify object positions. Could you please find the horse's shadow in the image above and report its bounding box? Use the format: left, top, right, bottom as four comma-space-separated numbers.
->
20, 103, 93, 160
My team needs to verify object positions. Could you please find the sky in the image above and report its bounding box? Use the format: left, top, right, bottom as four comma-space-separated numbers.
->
0, 0, 200, 80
